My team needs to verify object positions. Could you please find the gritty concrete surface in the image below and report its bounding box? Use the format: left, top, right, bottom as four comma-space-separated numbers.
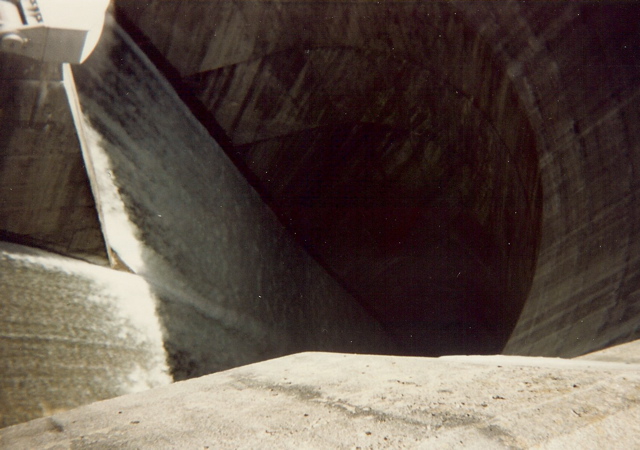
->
578, 339, 640, 365
2, 351, 639, 449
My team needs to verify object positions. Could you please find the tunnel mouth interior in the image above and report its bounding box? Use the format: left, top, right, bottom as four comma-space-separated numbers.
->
230, 66, 543, 355
116, 3, 543, 357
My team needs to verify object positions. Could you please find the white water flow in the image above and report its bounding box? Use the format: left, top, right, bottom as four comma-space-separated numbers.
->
63, 63, 146, 272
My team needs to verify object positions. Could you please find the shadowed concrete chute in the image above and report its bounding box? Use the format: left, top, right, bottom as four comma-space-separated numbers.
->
1, 0, 640, 442
116, 0, 640, 357
121, 0, 544, 356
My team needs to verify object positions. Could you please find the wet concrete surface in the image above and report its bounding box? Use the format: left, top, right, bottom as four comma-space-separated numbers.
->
69, 18, 395, 378
0, 241, 170, 428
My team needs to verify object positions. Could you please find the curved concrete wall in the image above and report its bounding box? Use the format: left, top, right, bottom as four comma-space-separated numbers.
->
116, 0, 542, 356
69, 20, 394, 377
2, 0, 640, 430
468, 2, 640, 357
115, 0, 640, 357
0, 18, 393, 427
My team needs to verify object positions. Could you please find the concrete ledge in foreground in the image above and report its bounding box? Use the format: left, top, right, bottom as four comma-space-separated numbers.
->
2, 351, 639, 449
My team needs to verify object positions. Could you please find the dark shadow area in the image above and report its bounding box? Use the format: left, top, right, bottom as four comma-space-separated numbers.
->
0, 54, 108, 264
114, 4, 543, 357
71, 20, 397, 379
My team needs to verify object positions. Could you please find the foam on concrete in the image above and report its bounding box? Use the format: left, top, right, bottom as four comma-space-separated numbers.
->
0, 241, 171, 428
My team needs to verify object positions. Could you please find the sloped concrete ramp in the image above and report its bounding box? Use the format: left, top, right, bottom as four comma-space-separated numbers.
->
2, 351, 639, 449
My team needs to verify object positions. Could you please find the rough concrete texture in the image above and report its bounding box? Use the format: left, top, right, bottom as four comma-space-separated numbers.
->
0, 53, 107, 264
116, 0, 640, 357
69, 18, 394, 378
2, 0, 640, 437
2, 350, 640, 449
0, 241, 171, 428
578, 338, 640, 365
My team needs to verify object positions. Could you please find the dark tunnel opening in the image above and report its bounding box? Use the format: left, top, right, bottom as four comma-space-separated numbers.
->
6, 0, 640, 431
116, 3, 544, 357
226, 80, 543, 356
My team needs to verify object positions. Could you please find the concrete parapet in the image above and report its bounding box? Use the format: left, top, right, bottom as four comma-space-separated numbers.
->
2, 351, 639, 448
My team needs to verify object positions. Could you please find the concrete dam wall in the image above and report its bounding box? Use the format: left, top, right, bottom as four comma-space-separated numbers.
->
116, 0, 640, 357
1, 15, 392, 427
1, 0, 640, 428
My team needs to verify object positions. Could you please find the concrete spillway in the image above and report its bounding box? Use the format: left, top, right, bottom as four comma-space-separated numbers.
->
115, 0, 640, 357
1, 0, 640, 431
1, 16, 393, 427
